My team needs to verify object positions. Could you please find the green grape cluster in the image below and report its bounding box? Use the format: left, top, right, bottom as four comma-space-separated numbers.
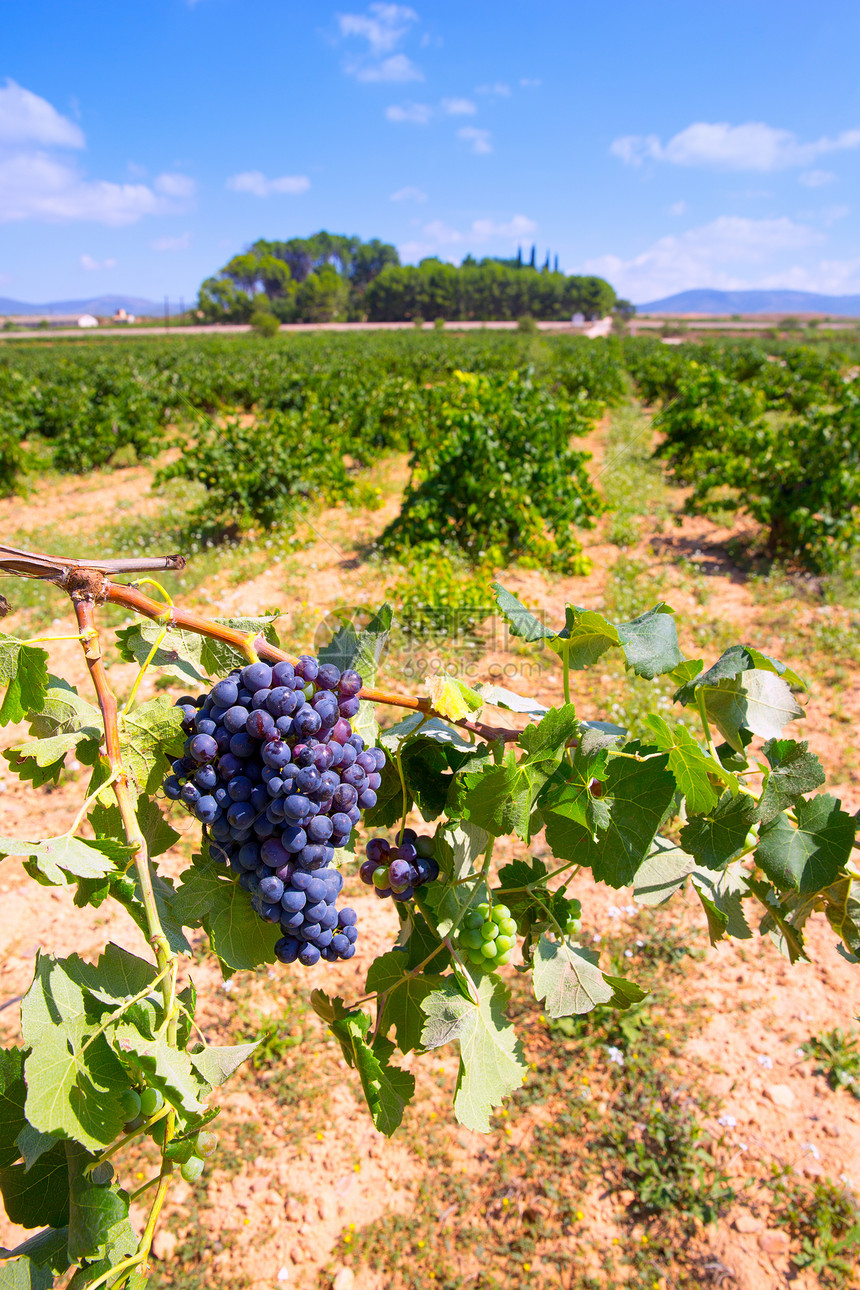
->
457, 902, 517, 970
114, 1085, 218, 1184
564, 898, 583, 940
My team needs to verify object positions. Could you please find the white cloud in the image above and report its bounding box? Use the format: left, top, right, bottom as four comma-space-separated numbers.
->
754, 258, 860, 294
611, 121, 860, 171
441, 97, 476, 115
339, 4, 422, 81
668, 200, 687, 216
800, 169, 835, 187
80, 253, 116, 271
0, 153, 171, 225
0, 79, 84, 148
154, 172, 195, 199
386, 102, 432, 123
457, 126, 492, 154
152, 232, 191, 251
226, 171, 310, 196
519, 78, 541, 88
583, 215, 824, 301
472, 214, 536, 239
390, 185, 427, 202
475, 82, 510, 96
400, 211, 536, 260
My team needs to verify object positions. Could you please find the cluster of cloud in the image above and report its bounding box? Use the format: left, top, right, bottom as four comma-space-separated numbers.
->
0, 79, 195, 227
338, 3, 423, 82
400, 212, 536, 262
385, 96, 490, 149
226, 171, 310, 197
611, 120, 860, 175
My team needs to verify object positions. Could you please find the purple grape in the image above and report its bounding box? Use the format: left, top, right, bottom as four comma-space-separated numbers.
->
338, 670, 362, 697
242, 662, 273, 693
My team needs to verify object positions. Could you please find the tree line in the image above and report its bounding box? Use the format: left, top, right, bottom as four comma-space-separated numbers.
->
198, 231, 619, 324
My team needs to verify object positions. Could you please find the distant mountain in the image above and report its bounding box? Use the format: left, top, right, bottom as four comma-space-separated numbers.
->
635, 289, 860, 317
0, 294, 163, 317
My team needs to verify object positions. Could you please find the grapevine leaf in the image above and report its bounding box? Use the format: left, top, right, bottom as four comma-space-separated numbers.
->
364, 952, 448, 1054
690, 864, 753, 942
65, 1218, 137, 1290
108, 1023, 204, 1114
615, 604, 683, 680
476, 684, 548, 717
540, 747, 611, 835
172, 862, 280, 971
550, 607, 619, 669
319, 604, 392, 749
117, 698, 185, 802
419, 822, 489, 937
691, 884, 729, 945
680, 792, 758, 871
16, 1125, 59, 1172
578, 720, 627, 754
532, 935, 637, 1018
425, 674, 483, 723
21, 956, 129, 1151
189, 1043, 258, 1089
420, 975, 526, 1133
756, 795, 856, 894
0, 1139, 69, 1229
748, 879, 809, 964
3, 729, 100, 790
88, 796, 180, 860
491, 583, 555, 642
643, 714, 728, 815
758, 738, 826, 826
379, 714, 473, 752
361, 754, 408, 828
65, 1141, 129, 1263
544, 754, 676, 888
0, 836, 122, 888
675, 644, 804, 700
0, 637, 49, 728
704, 671, 804, 751
632, 838, 696, 906
460, 705, 579, 839
115, 621, 209, 686
199, 613, 281, 678
310, 994, 414, 1136
25, 680, 101, 740
73, 944, 157, 1011
823, 877, 860, 960
0, 1049, 27, 1169
0, 1228, 69, 1286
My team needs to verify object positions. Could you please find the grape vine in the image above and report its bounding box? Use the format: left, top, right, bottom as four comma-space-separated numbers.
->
0, 543, 857, 1289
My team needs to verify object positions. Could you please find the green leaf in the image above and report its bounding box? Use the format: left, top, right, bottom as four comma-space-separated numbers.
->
25, 680, 101, 740
675, 646, 805, 752
117, 698, 185, 802
65, 1141, 129, 1263
691, 884, 729, 945
364, 952, 448, 1054
199, 613, 281, 678
0, 1048, 26, 1169
0, 1227, 69, 1288
65, 1217, 136, 1290
822, 877, 860, 960
0, 637, 49, 728
460, 705, 579, 839
680, 792, 758, 871
189, 1043, 258, 1089
0, 1254, 57, 1290
3, 728, 100, 790
475, 684, 548, 717
758, 738, 826, 826
748, 879, 809, 964
21, 956, 129, 1151
319, 604, 392, 748
379, 714, 473, 753
310, 993, 414, 1137
115, 621, 209, 686
491, 583, 555, 642
0, 1140, 69, 1229
540, 746, 612, 835
15, 1125, 59, 1172
108, 1022, 204, 1114
756, 795, 856, 895
632, 837, 696, 906
643, 714, 726, 815
544, 754, 676, 888
88, 796, 180, 860
420, 975, 527, 1133
550, 607, 619, 669
615, 604, 683, 680
172, 861, 280, 971
418, 822, 489, 937
0, 836, 124, 888
533, 935, 636, 1018
690, 864, 753, 942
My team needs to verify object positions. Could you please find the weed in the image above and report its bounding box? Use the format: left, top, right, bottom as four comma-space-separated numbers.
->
771, 1174, 860, 1287
802, 1028, 860, 1098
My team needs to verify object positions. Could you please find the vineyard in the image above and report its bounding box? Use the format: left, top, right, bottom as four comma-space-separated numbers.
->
0, 328, 859, 1290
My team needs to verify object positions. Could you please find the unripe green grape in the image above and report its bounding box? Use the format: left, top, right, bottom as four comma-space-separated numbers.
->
303, 683, 315, 701
480, 940, 498, 959
121, 1089, 142, 1120
744, 830, 758, 849
124, 1114, 145, 1132
565, 917, 582, 937
480, 921, 499, 941
416, 835, 435, 858
181, 1155, 205, 1183
91, 1161, 115, 1186
491, 904, 512, 924
461, 928, 484, 950
475, 902, 491, 921
467, 949, 486, 967
496, 934, 514, 953
497, 918, 517, 939
463, 911, 484, 931
568, 898, 582, 918
371, 865, 390, 889
496, 950, 512, 966
140, 1088, 164, 1118
197, 1130, 219, 1158
151, 1118, 168, 1146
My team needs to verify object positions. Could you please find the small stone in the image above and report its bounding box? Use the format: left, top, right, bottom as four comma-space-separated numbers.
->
758, 1230, 790, 1256
285, 1198, 302, 1222
765, 1084, 797, 1110
151, 1229, 177, 1261
332, 1269, 355, 1290
735, 1214, 763, 1233
617, 1190, 636, 1206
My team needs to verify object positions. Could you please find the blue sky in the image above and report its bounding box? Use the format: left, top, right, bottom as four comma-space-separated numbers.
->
3, 0, 860, 305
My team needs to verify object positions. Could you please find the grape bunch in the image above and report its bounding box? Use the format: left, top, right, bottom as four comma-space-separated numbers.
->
455, 902, 518, 970
359, 828, 439, 901
163, 654, 385, 967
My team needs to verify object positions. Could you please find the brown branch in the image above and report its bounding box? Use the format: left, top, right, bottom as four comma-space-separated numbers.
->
0, 543, 185, 580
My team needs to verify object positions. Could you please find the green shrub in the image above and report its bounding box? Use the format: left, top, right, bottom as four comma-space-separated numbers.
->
249, 309, 280, 338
